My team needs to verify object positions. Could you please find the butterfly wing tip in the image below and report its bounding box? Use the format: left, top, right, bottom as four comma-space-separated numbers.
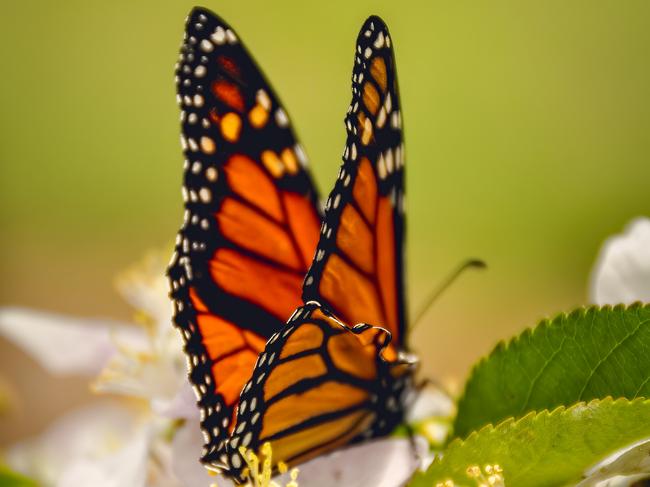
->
356, 15, 393, 48
187, 6, 231, 29
361, 15, 390, 32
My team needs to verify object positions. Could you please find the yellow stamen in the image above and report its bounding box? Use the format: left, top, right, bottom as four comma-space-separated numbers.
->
237, 443, 299, 487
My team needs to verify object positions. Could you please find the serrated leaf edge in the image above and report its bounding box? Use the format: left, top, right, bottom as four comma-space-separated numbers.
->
435, 396, 650, 473
453, 303, 650, 437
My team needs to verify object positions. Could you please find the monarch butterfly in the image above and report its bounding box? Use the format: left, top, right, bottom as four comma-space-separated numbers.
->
167, 7, 417, 482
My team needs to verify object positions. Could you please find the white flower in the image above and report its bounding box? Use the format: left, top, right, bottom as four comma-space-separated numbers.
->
182, 391, 446, 487
0, 250, 190, 416
0, 250, 201, 487
171, 420, 222, 487
590, 217, 650, 305
0, 307, 135, 377
6, 401, 152, 487
203, 387, 449, 487
91, 251, 191, 416
1, 248, 451, 487
282, 436, 429, 487
202, 436, 429, 487
580, 438, 650, 486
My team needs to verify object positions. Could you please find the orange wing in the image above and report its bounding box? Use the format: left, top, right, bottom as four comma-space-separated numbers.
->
224, 302, 416, 482
222, 17, 416, 481
302, 15, 407, 347
167, 7, 321, 467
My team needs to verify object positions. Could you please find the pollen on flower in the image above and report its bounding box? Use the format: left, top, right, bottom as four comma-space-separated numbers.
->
237, 442, 299, 487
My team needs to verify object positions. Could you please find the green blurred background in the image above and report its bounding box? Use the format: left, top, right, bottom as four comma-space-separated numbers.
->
1, 0, 649, 443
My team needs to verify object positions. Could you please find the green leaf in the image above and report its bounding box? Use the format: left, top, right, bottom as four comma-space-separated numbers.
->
454, 303, 650, 438
0, 465, 38, 487
410, 397, 650, 487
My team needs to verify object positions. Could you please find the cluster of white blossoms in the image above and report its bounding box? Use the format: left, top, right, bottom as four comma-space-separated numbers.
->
1, 216, 648, 487
0, 250, 440, 487
1, 251, 211, 487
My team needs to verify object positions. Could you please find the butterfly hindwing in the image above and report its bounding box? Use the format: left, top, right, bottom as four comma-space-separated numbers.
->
302, 16, 407, 348
224, 302, 411, 481
167, 7, 321, 466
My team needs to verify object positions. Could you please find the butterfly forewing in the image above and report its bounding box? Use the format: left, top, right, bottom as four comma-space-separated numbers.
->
224, 16, 415, 480
302, 16, 407, 348
167, 7, 321, 466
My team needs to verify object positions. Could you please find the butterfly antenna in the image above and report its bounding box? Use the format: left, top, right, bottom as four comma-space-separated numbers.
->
411, 259, 487, 330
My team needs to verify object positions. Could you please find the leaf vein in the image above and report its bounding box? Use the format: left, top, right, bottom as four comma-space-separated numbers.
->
519, 334, 568, 414
577, 316, 650, 400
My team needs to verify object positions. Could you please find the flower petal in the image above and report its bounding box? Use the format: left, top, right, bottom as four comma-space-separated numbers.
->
153, 383, 198, 420
0, 307, 138, 376
92, 347, 184, 404
58, 424, 150, 487
115, 250, 172, 329
590, 217, 650, 305
172, 420, 234, 487
274, 437, 428, 487
579, 437, 650, 486
6, 401, 146, 486
406, 388, 454, 423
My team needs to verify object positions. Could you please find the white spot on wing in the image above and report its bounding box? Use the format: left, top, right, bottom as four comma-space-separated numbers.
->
225, 29, 237, 44
333, 193, 341, 209
211, 26, 226, 44
374, 32, 385, 49
350, 143, 357, 161
256, 90, 272, 111
377, 152, 387, 179
294, 144, 308, 166
200, 39, 214, 52
199, 187, 212, 203
275, 108, 289, 127
206, 166, 218, 182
